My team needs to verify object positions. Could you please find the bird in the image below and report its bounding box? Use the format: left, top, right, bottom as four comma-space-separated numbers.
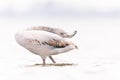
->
15, 27, 77, 65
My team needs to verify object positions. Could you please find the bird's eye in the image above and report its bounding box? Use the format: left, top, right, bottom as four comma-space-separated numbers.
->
60, 33, 64, 35
66, 43, 69, 46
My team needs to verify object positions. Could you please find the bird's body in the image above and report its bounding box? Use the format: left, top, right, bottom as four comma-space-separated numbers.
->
15, 27, 77, 65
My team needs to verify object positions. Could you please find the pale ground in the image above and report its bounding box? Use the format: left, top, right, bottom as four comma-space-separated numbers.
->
0, 18, 120, 80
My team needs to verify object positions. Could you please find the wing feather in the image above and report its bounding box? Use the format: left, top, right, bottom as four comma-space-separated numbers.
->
28, 38, 69, 48
46, 39, 69, 48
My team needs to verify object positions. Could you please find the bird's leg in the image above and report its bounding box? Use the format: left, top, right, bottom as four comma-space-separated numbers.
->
49, 56, 56, 63
42, 59, 46, 65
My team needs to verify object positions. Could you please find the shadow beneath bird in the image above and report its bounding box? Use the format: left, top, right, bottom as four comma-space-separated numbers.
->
26, 63, 77, 67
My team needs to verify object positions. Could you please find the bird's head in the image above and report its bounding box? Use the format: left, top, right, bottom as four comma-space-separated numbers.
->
53, 28, 67, 38
53, 28, 77, 38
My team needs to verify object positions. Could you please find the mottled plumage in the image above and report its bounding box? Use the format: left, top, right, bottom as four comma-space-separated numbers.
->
15, 27, 77, 65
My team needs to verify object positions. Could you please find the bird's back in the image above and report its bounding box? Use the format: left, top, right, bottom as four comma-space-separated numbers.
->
15, 30, 64, 43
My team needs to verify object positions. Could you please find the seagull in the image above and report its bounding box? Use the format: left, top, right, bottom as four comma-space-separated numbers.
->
15, 27, 77, 65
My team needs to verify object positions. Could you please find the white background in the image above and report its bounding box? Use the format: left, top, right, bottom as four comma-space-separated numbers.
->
0, 0, 120, 80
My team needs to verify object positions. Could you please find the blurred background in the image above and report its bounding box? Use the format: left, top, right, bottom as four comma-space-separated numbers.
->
0, 0, 120, 19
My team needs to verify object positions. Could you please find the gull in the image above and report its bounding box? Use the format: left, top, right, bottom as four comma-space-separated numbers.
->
15, 27, 77, 65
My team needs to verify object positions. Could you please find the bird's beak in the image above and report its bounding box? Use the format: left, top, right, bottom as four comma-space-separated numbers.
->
67, 30, 77, 38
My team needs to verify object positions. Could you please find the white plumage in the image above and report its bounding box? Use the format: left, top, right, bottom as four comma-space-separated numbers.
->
15, 27, 77, 65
